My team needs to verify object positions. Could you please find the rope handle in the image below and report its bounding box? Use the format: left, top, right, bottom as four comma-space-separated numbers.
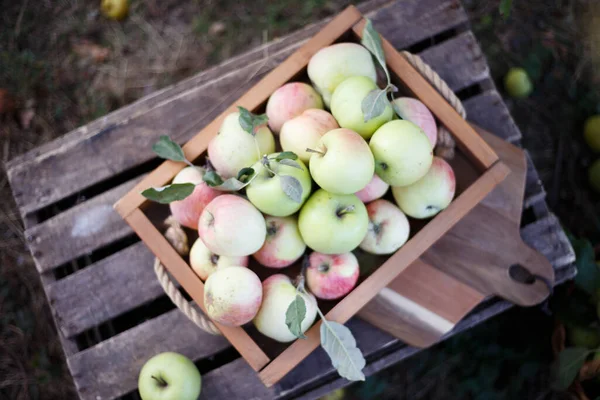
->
153, 52, 465, 335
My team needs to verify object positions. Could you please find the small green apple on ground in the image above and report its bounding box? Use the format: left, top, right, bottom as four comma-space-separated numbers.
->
504, 67, 533, 98
138, 352, 201, 400
589, 159, 600, 193
101, 0, 129, 20
584, 115, 600, 152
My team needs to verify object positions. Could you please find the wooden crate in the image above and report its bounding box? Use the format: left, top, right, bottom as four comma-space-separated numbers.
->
114, 5, 507, 387
5, 0, 575, 398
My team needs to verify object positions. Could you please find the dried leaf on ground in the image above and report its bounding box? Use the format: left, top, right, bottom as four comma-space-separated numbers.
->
0, 89, 16, 116
209, 22, 226, 36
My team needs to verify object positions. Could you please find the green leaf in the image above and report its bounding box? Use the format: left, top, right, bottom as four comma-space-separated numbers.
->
278, 159, 303, 170
285, 295, 307, 339
320, 319, 366, 381
203, 170, 224, 187
361, 19, 389, 83
499, 0, 512, 19
141, 183, 195, 204
238, 106, 268, 136
274, 151, 298, 161
237, 167, 255, 182
551, 347, 590, 390
280, 175, 303, 203
362, 89, 390, 122
570, 235, 600, 296
213, 177, 247, 191
152, 136, 186, 162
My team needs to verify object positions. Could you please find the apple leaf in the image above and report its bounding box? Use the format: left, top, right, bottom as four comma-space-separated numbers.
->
274, 151, 298, 161
203, 170, 252, 191
362, 89, 390, 122
285, 295, 307, 339
361, 19, 390, 84
238, 106, 268, 136
280, 175, 303, 203
203, 170, 224, 187
152, 136, 187, 162
569, 234, 600, 296
320, 319, 366, 381
141, 183, 195, 204
279, 159, 303, 170
237, 167, 255, 182
551, 347, 591, 390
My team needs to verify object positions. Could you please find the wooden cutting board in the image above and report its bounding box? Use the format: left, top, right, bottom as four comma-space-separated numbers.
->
357, 125, 554, 347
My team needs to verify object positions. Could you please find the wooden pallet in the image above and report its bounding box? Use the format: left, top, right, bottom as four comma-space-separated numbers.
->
5, 0, 575, 399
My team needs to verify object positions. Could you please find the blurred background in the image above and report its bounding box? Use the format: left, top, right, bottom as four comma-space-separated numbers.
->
1, 0, 600, 399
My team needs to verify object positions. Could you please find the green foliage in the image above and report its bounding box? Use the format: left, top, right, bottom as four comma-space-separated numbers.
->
552, 347, 591, 390
568, 233, 600, 296
499, 0, 512, 19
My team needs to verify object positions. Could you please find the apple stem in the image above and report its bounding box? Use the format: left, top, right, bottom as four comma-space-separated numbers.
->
305, 148, 325, 156
336, 205, 355, 217
210, 254, 220, 265
151, 375, 168, 388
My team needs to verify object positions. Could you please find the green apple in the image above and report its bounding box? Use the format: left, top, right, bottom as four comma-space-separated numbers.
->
298, 189, 368, 254
392, 156, 456, 219
360, 199, 410, 255
369, 120, 433, 187
138, 352, 201, 400
253, 274, 318, 342
568, 326, 600, 349
253, 215, 306, 268
504, 67, 533, 98
589, 159, 600, 193
307, 42, 377, 107
207, 111, 275, 178
585, 115, 600, 152
280, 109, 339, 163
330, 76, 393, 139
309, 128, 374, 194
246, 153, 312, 216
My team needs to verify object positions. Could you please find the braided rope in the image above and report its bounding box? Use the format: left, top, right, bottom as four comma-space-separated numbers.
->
401, 51, 462, 160
153, 52, 463, 334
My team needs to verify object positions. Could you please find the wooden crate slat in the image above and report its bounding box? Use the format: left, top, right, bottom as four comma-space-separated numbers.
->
524, 150, 549, 213
6, 0, 468, 219
418, 31, 490, 92
463, 90, 522, 143
25, 177, 142, 272
521, 213, 575, 270
67, 305, 229, 400
46, 241, 156, 337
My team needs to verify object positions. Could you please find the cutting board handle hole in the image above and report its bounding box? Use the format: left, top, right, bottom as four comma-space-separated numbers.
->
508, 264, 535, 285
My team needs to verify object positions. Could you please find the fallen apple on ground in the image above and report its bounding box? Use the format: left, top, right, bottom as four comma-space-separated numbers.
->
138, 352, 201, 400
360, 199, 410, 255
189, 237, 248, 281
280, 109, 339, 163
298, 189, 369, 254
204, 266, 262, 326
169, 166, 221, 230
392, 156, 456, 219
101, 0, 129, 20
266, 82, 323, 133
254, 274, 317, 342
253, 215, 306, 268
305, 252, 359, 300
309, 128, 374, 195
198, 195, 266, 257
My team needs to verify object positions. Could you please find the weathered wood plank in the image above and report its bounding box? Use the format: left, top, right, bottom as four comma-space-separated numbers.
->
524, 150, 549, 214
25, 176, 142, 272
521, 213, 575, 270
46, 241, 156, 337
463, 90, 522, 143
6, 0, 469, 218
67, 305, 229, 400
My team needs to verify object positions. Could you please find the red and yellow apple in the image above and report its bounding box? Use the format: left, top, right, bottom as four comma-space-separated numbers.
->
359, 199, 410, 255
392, 97, 437, 147
169, 166, 221, 229
189, 238, 248, 281
266, 82, 323, 133
305, 252, 359, 300
253, 216, 306, 268
354, 173, 389, 203
280, 109, 339, 163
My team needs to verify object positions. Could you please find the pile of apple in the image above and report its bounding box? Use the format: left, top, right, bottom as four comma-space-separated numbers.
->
161, 41, 456, 343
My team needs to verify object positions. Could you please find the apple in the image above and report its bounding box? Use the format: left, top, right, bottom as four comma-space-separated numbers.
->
168, 166, 221, 229
504, 67, 533, 98
101, 0, 128, 20
189, 237, 248, 281
391, 97, 437, 147
138, 352, 201, 400
585, 115, 600, 152
246, 153, 312, 217
369, 120, 433, 187
354, 173, 389, 203
359, 199, 410, 255
280, 109, 339, 163
307, 42, 377, 107
392, 156, 456, 219
330, 76, 394, 139
309, 128, 374, 194
208, 111, 275, 178
298, 189, 369, 254
589, 159, 600, 193
198, 194, 266, 256
253, 216, 306, 268
253, 274, 317, 342
204, 266, 262, 326
266, 82, 323, 133
305, 252, 359, 300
